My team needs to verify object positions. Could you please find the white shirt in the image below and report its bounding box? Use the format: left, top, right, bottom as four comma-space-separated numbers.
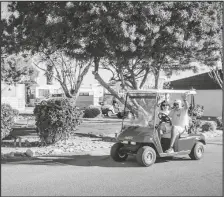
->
169, 107, 189, 128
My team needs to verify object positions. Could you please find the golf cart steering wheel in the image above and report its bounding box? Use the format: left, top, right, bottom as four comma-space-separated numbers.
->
158, 112, 172, 124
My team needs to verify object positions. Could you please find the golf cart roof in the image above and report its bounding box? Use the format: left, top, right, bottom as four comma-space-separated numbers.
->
127, 89, 197, 95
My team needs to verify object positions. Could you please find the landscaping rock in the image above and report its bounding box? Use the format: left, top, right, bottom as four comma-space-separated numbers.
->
9, 152, 15, 157
52, 149, 63, 154
1, 154, 6, 160
25, 140, 31, 147
25, 149, 34, 157
14, 152, 23, 157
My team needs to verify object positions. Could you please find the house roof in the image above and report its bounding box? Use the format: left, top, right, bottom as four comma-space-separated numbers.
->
169, 71, 222, 90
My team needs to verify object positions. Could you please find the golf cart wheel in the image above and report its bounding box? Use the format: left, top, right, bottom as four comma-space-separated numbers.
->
107, 110, 113, 117
117, 112, 122, 119
189, 142, 204, 160
110, 143, 128, 162
136, 146, 156, 167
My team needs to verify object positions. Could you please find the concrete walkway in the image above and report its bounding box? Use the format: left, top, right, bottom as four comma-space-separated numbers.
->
206, 135, 223, 145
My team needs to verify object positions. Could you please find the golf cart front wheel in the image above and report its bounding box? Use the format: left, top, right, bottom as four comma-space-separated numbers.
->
189, 142, 204, 160
136, 146, 156, 167
110, 143, 128, 162
107, 110, 113, 117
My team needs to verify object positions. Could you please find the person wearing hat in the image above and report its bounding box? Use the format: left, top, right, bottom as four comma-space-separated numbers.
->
165, 92, 190, 153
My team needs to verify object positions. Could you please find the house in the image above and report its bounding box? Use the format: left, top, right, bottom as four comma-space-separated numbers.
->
169, 71, 222, 117
1, 81, 104, 112
1, 83, 26, 111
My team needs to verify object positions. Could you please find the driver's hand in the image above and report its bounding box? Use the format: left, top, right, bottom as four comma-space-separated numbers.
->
182, 93, 188, 100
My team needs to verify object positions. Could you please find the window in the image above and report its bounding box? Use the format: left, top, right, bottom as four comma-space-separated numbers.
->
79, 92, 89, 96
38, 89, 50, 97
52, 93, 63, 97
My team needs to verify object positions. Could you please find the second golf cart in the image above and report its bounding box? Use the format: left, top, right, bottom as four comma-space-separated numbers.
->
110, 89, 206, 167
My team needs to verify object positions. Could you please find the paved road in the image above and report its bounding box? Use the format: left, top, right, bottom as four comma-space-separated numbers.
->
2, 143, 222, 196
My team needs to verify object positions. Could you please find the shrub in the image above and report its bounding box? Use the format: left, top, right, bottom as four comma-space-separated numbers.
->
83, 105, 101, 118
216, 116, 223, 129
188, 117, 202, 134
34, 98, 82, 144
201, 121, 217, 132
1, 103, 19, 140
188, 104, 204, 119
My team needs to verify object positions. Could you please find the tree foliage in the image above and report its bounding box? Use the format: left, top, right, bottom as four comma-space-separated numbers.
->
1, 53, 39, 85
2, 2, 222, 115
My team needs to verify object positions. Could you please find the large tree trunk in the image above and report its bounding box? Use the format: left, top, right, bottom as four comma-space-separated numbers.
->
222, 3, 224, 126
93, 57, 138, 115
154, 71, 160, 89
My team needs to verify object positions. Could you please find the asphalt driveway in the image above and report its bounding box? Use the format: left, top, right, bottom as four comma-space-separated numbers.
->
1, 143, 222, 196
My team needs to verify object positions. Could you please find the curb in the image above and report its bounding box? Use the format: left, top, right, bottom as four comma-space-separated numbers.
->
206, 142, 223, 145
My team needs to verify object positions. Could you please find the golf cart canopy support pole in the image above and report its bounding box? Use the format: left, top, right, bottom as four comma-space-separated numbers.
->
127, 89, 197, 95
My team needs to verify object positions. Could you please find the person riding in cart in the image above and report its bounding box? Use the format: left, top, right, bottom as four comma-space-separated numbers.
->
163, 92, 190, 153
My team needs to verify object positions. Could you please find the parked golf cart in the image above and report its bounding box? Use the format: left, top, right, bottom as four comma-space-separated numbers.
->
110, 89, 206, 167
100, 102, 130, 118
101, 104, 115, 117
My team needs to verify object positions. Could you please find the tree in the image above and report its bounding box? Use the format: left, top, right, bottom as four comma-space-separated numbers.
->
2, 2, 93, 102
1, 53, 39, 86
208, 68, 223, 88
93, 2, 222, 116
207, 3, 223, 89
32, 50, 93, 99
3, 2, 222, 116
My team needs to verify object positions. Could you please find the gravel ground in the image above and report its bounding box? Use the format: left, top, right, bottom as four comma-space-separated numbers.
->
1, 119, 223, 160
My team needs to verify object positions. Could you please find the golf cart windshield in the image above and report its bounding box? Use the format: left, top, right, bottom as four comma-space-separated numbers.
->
122, 89, 197, 129
123, 92, 157, 128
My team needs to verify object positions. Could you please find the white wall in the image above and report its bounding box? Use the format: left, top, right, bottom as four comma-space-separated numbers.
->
169, 90, 222, 117
195, 90, 222, 117
1, 84, 26, 111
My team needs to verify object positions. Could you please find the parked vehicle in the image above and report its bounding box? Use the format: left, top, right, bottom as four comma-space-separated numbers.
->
100, 103, 130, 118
110, 89, 206, 167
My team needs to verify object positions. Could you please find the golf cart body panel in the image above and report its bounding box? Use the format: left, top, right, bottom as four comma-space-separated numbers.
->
118, 126, 154, 142
118, 126, 164, 154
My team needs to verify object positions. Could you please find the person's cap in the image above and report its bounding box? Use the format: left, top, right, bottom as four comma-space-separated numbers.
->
174, 99, 182, 105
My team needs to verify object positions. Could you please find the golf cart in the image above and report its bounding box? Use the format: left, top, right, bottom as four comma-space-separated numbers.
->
101, 103, 130, 118
110, 89, 206, 167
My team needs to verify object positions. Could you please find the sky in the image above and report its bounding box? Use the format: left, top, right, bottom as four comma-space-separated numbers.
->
1, 2, 221, 87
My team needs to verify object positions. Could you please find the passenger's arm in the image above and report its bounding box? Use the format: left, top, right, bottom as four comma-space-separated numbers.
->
182, 93, 189, 110
165, 93, 170, 103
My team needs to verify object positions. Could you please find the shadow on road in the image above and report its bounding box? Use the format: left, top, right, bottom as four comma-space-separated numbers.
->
1, 154, 191, 167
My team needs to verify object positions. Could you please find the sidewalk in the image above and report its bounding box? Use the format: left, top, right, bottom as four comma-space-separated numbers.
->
206, 135, 223, 145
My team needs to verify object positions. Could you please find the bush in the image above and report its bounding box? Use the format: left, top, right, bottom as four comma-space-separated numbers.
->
188, 104, 204, 119
201, 121, 217, 132
34, 98, 82, 144
188, 117, 202, 134
216, 116, 223, 129
83, 105, 101, 118
1, 103, 19, 140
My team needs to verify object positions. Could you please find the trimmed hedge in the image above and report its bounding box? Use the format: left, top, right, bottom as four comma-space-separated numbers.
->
189, 117, 202, 134
188, 104, 204, 118
216, 116, 223, 129
1, 103, 19, 140
34, 98, 82, 144
188, 105, 204, 134
83, 105, 101, 118
201, 121, 217, 132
